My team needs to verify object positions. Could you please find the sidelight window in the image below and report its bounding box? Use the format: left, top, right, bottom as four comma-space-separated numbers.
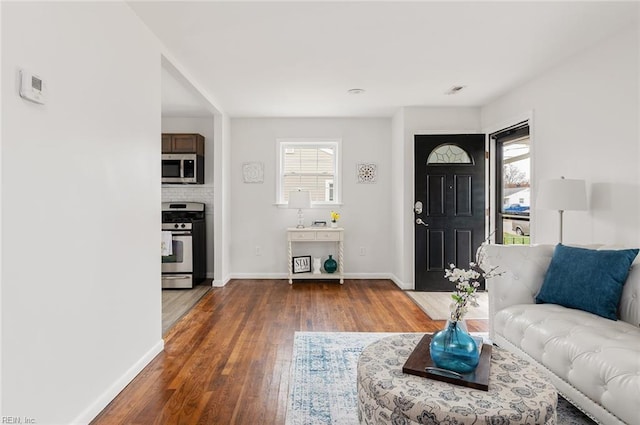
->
492, 123, 530, 245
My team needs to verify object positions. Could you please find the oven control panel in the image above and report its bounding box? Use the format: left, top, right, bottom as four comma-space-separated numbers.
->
162, 222, 193, 230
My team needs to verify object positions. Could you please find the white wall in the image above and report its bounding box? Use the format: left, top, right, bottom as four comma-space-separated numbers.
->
2, 3, 163, 423
392, 107, 482, 289
216, 113, 232, 286
230, 118, 392, 278
161, 117, 216, 278
482, 24, 640, 246
390, 109, 406, 286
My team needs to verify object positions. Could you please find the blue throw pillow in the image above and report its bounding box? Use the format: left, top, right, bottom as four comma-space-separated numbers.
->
536, 244, 639, 320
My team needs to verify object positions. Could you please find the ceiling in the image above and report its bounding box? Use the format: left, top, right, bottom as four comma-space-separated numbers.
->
129, 1, 639, 118
161, 66, 217, 117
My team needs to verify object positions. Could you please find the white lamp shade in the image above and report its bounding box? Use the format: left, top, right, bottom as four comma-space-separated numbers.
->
537, 178, 587, 211
288, 190, 311, 209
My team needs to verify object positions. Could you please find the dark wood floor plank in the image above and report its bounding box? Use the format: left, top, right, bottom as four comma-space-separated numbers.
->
91, 279, 488, 425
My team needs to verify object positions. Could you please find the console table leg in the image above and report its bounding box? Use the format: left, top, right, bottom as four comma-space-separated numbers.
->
339, 241, 344, 284
288, 240, 293, 284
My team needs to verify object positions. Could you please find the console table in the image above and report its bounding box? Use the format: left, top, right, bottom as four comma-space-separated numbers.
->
287, 227, 344, 284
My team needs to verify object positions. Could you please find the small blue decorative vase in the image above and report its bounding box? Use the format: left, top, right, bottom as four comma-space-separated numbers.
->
324, 255, 338, 273
429, 320, 479, 374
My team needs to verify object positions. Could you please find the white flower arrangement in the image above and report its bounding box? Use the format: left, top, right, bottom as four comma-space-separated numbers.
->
445, 264, 482, 322
445, 244, 501, 322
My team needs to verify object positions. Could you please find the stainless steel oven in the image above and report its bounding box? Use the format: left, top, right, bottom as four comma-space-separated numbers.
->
162, 202, 206, 288
162, 224, 193, 274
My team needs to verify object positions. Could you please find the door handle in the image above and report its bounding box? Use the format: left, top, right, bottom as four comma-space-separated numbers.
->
414, 201, 423, 215
416, 218, 428, 227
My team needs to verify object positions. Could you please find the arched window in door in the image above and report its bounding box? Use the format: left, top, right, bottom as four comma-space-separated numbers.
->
426, 144, 474, 164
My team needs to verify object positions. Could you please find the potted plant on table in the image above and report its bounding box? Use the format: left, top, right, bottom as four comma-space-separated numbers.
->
330, 211, 340, 228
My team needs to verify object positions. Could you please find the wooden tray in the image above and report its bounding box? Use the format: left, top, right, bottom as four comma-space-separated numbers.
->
402, 334, 492, 391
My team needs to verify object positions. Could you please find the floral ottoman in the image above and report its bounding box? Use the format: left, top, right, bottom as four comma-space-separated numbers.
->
357, 333, 557, 425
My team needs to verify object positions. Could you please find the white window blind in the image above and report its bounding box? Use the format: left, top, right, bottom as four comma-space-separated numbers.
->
277, 139, 341, 205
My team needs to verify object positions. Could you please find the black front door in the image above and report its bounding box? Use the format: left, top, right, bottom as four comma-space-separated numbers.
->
414, 134, 486, 291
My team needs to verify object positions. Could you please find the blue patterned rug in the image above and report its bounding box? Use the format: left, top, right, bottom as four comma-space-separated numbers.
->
285, 332, 595, 425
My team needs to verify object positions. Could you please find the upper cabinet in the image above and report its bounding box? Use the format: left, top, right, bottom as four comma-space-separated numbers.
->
162, 133, 205, 155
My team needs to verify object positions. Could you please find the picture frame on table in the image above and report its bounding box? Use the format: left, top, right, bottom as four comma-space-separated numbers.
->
292, 255, 312, 273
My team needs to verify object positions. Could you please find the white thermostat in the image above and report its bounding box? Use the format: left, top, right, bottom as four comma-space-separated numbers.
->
19, 69, 46, 104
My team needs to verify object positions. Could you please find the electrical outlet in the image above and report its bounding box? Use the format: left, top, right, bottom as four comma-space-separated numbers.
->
359, 247, 366, 256
255, 246, 261, 256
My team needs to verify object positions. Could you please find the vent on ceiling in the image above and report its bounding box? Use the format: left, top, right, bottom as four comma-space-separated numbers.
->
347, 88, 365, 95
445, 85, 466, 95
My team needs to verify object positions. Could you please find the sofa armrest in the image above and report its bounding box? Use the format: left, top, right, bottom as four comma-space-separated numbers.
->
619, 265, 640, 327
481, 244, 555, 339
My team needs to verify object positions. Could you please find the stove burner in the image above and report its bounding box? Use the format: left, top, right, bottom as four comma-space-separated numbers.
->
162, 202, 205, 223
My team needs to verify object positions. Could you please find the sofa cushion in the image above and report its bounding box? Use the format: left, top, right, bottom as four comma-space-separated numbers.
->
535, 244, 638, 320
494, 303, 640, 425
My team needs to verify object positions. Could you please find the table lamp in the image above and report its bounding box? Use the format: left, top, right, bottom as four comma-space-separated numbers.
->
288, 190, 311, 228
537, 176, 587, 243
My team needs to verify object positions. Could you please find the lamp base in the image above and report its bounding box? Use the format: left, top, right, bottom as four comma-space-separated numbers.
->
559, 209, 564, 244
296, 208, 305, 228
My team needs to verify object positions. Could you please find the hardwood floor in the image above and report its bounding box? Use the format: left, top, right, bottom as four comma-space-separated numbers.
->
91, 279, 488, 425
162, 284, 211, 335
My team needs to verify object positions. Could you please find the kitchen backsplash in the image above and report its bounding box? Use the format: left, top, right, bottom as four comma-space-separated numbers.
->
162, 186, 214, 213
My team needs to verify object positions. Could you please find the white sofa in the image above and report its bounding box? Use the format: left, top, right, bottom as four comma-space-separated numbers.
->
482, 244, 640, 425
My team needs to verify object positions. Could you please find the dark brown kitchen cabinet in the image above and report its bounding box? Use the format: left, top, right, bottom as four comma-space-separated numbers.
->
162, 133, 205, 155
162, 134, 172, 153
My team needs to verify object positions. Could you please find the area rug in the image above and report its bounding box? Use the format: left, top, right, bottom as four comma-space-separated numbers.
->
285, 332, 594, 425
405, 291, 489, 320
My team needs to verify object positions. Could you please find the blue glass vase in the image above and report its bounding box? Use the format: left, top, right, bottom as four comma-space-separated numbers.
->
429, 320, 479, 374
324, 255, 338, 273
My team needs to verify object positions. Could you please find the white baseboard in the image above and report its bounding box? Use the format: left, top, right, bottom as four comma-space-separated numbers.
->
230, 272, 287, 279
344, 273, 394, 280
389, 274, 413, 290
221, 273, 413, 290
72, 339, 164, 424
227, 272, 398, 281
209, 272, 231, 287
212, 278, 229, 287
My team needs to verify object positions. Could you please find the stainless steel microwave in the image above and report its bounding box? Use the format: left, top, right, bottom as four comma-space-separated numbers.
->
162, 154, 204, 184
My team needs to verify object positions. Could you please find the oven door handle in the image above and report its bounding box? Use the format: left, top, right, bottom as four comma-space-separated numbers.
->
169, 231, 192, 236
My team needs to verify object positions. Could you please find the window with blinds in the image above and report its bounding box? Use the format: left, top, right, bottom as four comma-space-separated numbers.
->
277, 139, 341, 204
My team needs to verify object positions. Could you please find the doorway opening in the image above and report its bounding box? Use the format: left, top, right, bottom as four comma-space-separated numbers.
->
160, 58, 216, 336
